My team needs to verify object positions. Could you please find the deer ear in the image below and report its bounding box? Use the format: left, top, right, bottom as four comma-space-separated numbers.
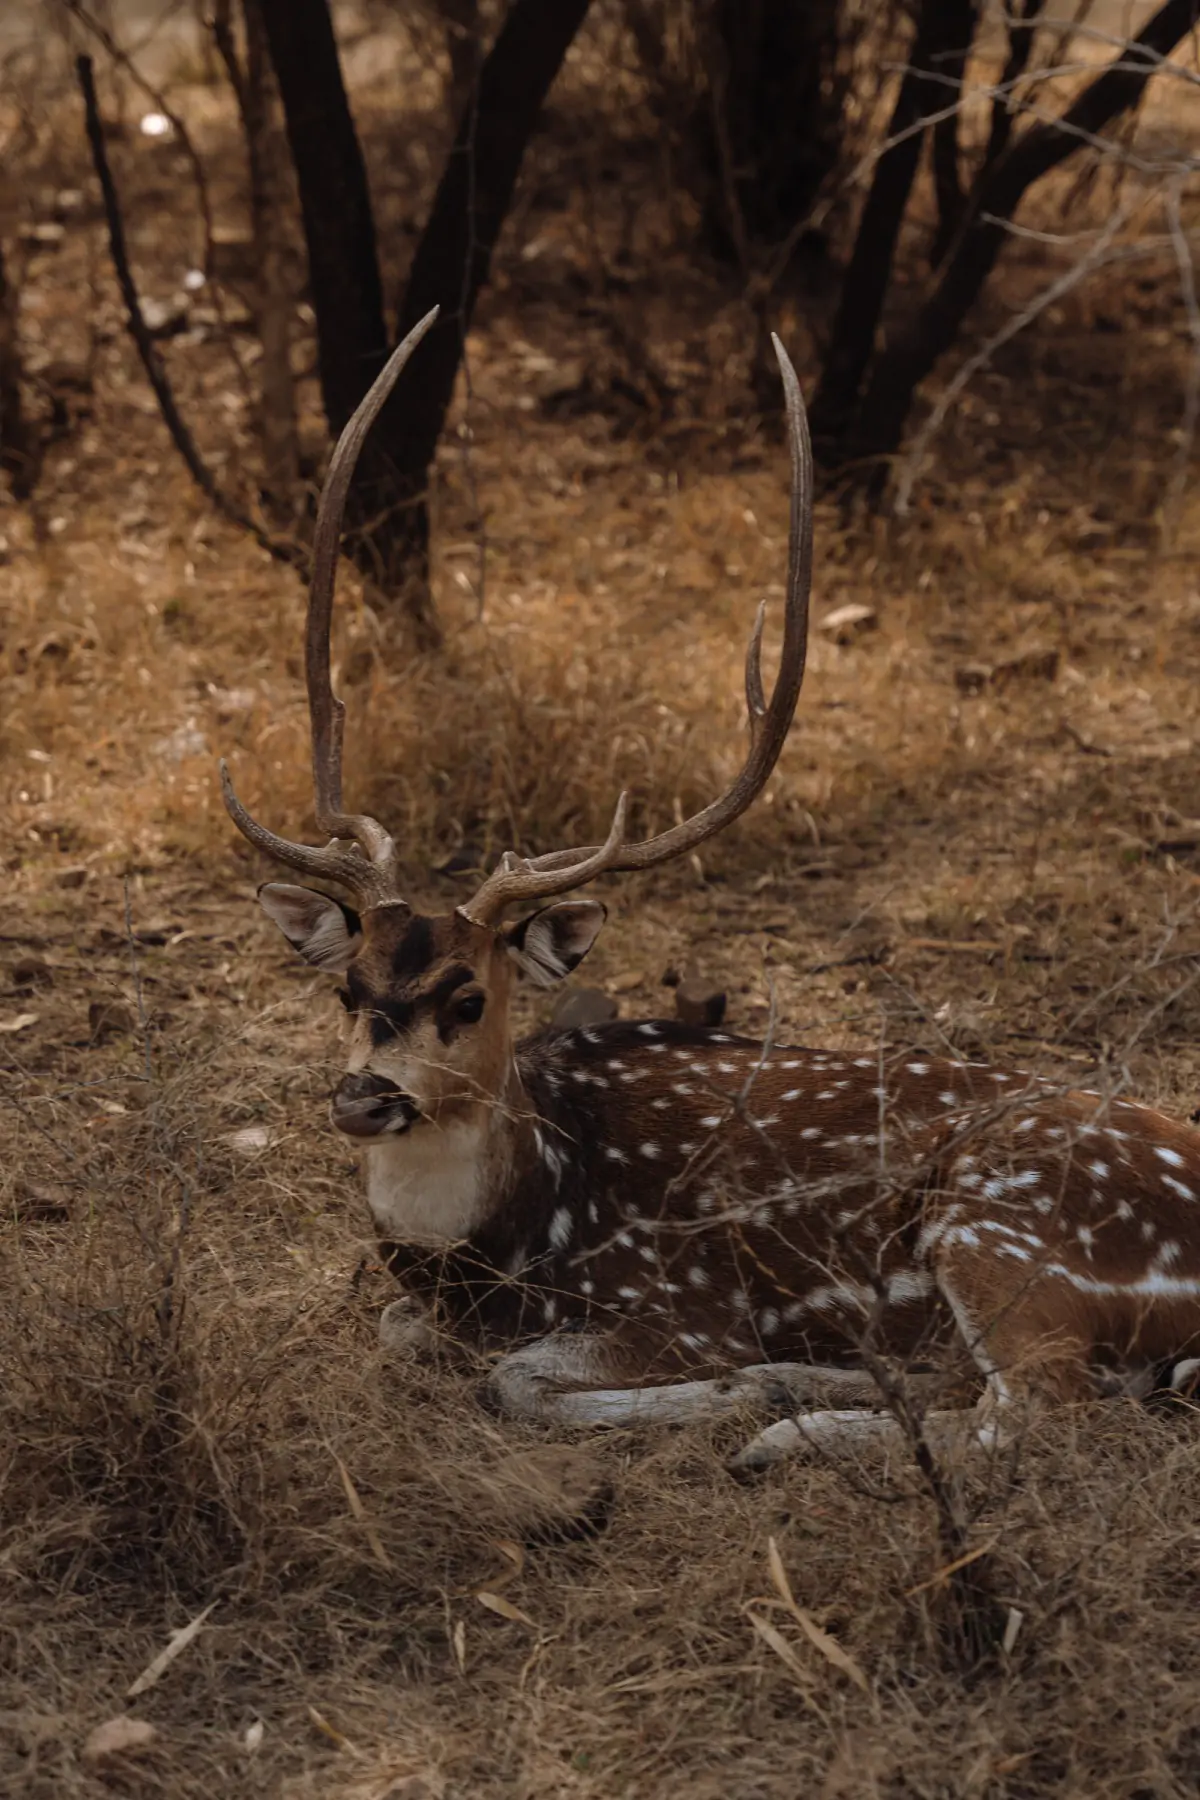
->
258, 883, 362, 973
504, 900, 607, 988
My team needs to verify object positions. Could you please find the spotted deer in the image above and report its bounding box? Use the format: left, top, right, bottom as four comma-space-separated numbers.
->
222, 308, 1200, 1473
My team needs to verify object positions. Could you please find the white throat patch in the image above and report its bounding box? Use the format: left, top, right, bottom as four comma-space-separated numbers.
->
364, 1116, 493, 1246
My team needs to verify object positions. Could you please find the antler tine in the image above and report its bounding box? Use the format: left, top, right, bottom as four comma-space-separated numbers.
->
458, 792, 630, 926
456, 333, 813, 924
221, 307, 440, 901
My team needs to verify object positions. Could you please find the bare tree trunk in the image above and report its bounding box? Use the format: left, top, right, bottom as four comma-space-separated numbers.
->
0, 236, 35, 498
929, 1, 979, 266
437, 0, 482, 117
255, 0, 387, 436
809, 0, 980, 458
252, 0, 446, 633
855, 0, 1199, 474
362, 0, 592, 605
981, 0, 1045, 175
212, 0, 301, 516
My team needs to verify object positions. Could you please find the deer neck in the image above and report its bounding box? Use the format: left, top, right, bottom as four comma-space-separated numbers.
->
362, 1053, 530, 1250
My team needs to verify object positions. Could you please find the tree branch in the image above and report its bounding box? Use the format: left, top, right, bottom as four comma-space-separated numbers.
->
76, 53, 303, 568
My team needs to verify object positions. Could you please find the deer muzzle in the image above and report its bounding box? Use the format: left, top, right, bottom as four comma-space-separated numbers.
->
331, 1071, 421, 1139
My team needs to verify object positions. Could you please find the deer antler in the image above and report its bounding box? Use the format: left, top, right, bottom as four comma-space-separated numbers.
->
220, 308, 440, 907
457, 334, 813, 927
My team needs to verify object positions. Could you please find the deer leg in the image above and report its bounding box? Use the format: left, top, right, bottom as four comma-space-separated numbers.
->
485, 1335, 929, 1428
729, 1404, 985, 1474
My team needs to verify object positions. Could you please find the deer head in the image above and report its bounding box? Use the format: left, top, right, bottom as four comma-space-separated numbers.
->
221, 308, 813, 1166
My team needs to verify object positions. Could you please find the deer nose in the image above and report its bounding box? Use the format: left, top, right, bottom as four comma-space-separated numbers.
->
330, 1071, 420, 1139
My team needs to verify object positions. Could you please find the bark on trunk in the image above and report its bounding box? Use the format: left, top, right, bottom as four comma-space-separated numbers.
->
0, 237, 34, 498
359, 0, 592, 609
809, 0, 980, 457
214, 0, 301, 515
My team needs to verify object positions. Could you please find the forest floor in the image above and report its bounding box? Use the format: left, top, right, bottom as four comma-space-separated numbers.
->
5, 11, 1200, 1799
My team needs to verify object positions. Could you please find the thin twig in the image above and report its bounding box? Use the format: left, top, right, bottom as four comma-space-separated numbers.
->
63, 0, 254, 409
75, 53, 304, 570
892, 195, 1143, 514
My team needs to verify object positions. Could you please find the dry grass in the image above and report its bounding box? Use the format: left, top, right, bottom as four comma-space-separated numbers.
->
6, 9, 1200, 1796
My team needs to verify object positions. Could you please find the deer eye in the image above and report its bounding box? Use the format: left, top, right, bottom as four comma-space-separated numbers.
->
454, 991, 485, 1025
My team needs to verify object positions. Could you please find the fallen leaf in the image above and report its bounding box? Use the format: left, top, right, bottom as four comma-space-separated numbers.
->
0, 1013, 37, 1033
904, 1538, 996, 1597
767, 1537, 870, 1692
127, 1601, 217, 1697
307, 1705, 358, 1755
82, 1717, 158, 1766
745, 1609, 818, 1702
332, 1450, 393, 1571
475, 1590, 537, 1628
224, 1124, 282, 1153
609, 969, 645, 993
244, 1719, 264, 1752
452, 1619, 467, 1673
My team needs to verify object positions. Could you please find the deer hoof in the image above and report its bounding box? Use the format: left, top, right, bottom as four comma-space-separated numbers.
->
727, 1417, 805, 1479
378, 1297, 437, 1357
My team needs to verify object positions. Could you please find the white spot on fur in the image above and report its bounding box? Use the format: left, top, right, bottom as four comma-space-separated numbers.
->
1157, 1146, 1185, 1168
886, 1270, 934, 1303
548, 1207, 573, 1250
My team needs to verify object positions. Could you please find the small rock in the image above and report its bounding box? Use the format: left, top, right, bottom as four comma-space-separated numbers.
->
56, 865, 89, 889
551, 988, 618, 1031
819, 602, 877, 643
83, 1716, 158, 1767
19, 221, 66, 247
675, 978, 726, 1028
141, 294, 191, 338
956, 647, 1059, 696
89, 1000, 136, 1043
13, 1179, 70, 1222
